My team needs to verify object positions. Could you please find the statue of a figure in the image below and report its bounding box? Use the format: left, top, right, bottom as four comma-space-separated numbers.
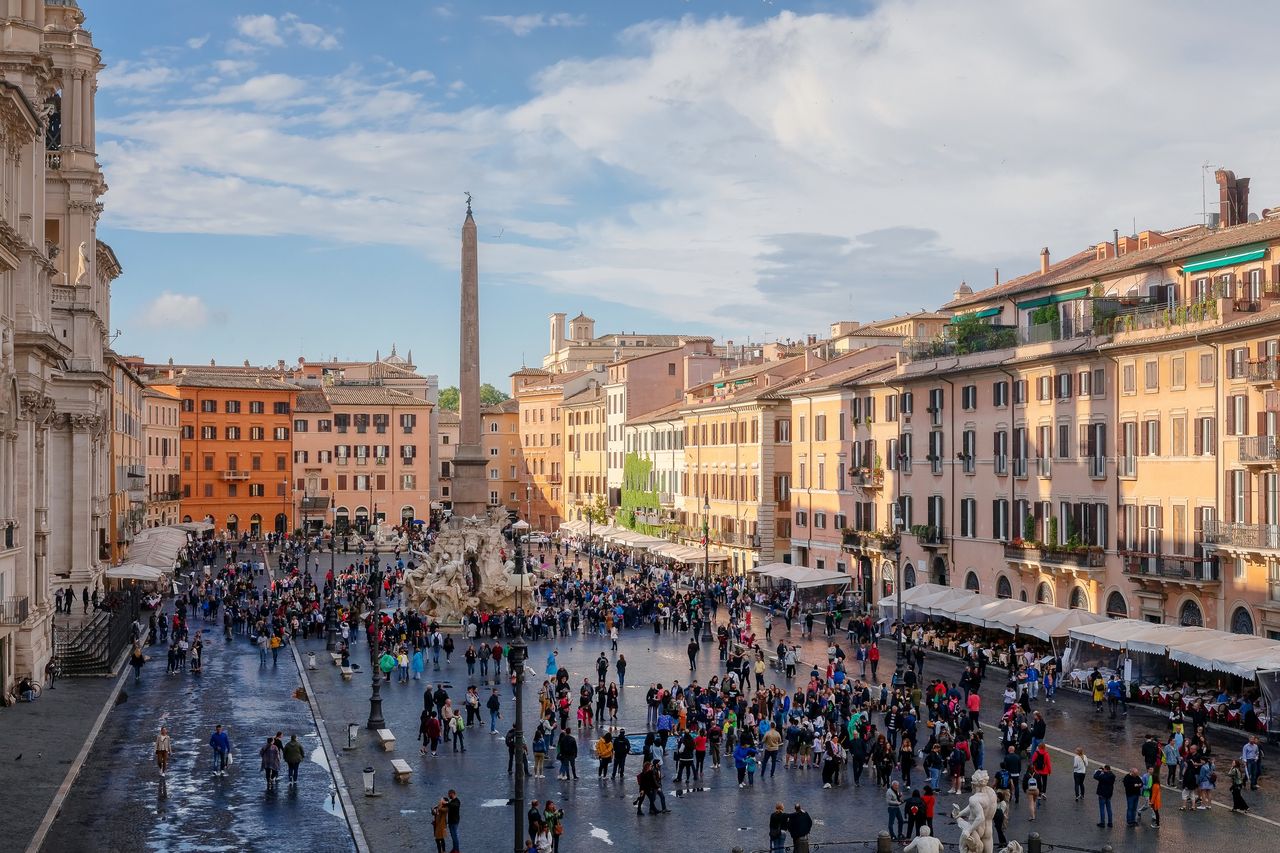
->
951, 769, 998, 853
904, 826, 944, 853
402, 507, 518, 621
74, 240, 89, 285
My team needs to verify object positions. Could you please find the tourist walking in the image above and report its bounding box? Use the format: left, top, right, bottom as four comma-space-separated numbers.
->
259, 736, 281, 792
283, 734, 305, 785
209, 724, 232, 776
1093, 764, 1116, 828
154, 726, 171, 776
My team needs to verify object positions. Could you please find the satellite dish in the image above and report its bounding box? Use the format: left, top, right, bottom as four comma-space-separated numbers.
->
1249, 212, 1260, 223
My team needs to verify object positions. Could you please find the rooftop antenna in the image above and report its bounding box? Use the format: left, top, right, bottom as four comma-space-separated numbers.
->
1201, 161, 1220, 227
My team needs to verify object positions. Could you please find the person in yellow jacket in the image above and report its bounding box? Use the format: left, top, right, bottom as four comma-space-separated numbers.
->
595, 732, 614, 778
1091, 675, 1106, 713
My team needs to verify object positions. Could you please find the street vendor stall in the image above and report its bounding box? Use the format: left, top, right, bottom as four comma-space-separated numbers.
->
752, 563, 852, 610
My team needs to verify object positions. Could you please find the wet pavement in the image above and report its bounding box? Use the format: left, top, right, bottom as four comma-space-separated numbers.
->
40, 628, 355, 853
303, 602, 1260, 853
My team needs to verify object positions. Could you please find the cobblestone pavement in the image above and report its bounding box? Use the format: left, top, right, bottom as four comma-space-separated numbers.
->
303, 603, 1264, 853
0, 670, 119, 849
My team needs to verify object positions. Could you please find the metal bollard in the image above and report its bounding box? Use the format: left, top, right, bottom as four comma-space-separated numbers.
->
877, 830, 893, 853
1027, 832, 1042, 853
1101, 847, 1113, 853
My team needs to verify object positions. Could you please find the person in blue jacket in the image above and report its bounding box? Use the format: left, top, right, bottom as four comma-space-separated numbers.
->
209, 724, 232, 776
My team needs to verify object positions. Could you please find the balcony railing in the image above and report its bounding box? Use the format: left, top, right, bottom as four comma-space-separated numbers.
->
902, 319, 1095, 365
1005, 542, 1105, 568
1036, 457, 1052, 477
1088, 455, 1106, 479
1204, 521, 1280, 550
1117, 455, 1137, 477
1248, 358, 1280, 383
850, 469, 885, 488
1012, 458, 1027, 478
0, 596, 29, 625
1121, 551, 1219, 583
220, 470, 249, 481
1239, 436, 1280, 464
843, 530, 900, 550
909, 524, 946, 546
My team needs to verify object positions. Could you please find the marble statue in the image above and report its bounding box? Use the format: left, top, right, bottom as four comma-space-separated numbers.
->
402, 507, 519, 621
74, 240, 89, 285
997, 843, 1023, 853
950, 769, 998, 853
903, 825, 943, 853
370, 521, 407, 550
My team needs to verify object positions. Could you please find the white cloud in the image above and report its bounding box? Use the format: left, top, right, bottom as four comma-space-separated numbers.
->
434, 5, 453, 19
99, 2, 1280, 336
232, 12, 340, 51
212, 59, 256, 77
233, 14, 283, 47
138, 292, 210, 328
99, 60, 178, 90
186, 34, 210, 49
482, 12, 585, 37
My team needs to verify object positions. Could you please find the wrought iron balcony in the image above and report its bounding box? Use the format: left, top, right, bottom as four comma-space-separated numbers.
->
1005, 542, 1105, 569
1120, 551, 1219, 583
1248, 357, 1280, 384
1239, 436, 1280, 464
1204, 521, 1280, 550
0, 596, 29, 625
909, 524, 946, 546
850, 468, 884, 488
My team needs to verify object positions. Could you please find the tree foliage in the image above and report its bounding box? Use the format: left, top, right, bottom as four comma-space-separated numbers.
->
438, 383, 509, 412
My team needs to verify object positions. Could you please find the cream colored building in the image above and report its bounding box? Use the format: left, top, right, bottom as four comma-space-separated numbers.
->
542, 311, 708, 375
107, 352, 145, 564
143, 387, 181, 528
2, 1, 118, 689
563, 380, 607, 523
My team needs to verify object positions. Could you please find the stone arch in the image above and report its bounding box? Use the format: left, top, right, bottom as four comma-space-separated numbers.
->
1035, 581, 1053, 605
1068, 585, 1089, 611
1178, 598, 1204, 627
930, 555, 948, 586
996, 574, 1013, 600
964, 570, 980, 592
1105, 590, 1128, 619
904, 563, 917, 589
1230, 604, 1256, 636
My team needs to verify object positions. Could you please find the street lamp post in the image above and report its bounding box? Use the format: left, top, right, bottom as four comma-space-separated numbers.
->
509, 517, 530, 853
366, 565, 386, 730
701, 494, 712, 641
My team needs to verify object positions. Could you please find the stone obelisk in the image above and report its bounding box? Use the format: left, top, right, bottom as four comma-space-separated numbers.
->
450, 196, 489, 519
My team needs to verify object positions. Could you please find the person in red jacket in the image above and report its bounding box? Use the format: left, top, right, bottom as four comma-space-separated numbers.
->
1031, 743, 1052, 795
868, 643, 881, 682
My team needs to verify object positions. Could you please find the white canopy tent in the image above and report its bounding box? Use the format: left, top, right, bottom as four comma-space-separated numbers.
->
124, 526, 189, 570
755, 564, 853, 589
105, 563, 166, 582
558, 520, 588, 536
953, 597, 1033, 627
1169, 634, 1278, 678
1013, 607, 1110, 642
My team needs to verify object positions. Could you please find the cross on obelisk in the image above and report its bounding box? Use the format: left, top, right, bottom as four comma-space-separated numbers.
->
450, 195, 489, 519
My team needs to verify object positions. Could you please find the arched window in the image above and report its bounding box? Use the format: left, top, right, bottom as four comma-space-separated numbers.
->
1069, 586, 1088, 611
965, 571, 980, 592
904, 564, 917, 589
880, 563, 895, 598
996, 575, 1012, 599
1035, 581, 1053, 605
1231, 606, 1256, 636
1105, 591, 1128, 619
1019, 590, 1027, 602
1179, 599, 1204, 627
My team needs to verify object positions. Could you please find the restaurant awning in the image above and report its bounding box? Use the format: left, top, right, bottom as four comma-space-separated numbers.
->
755, 564, 852, 589
951, 306, 1003, 323
105, 564, 166, 582
1015, 287, 1090, 310
1182, 242, 1269, 275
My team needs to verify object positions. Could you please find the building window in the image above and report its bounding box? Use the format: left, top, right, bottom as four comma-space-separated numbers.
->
201, 426, 216, 440
250, 426, 264, 441
225, 426, 241, 440
274, 427, 289, 441
1199, 353, 1215, 385
1144, 360, 1159, 392
960, 498, 976, 538
1232, 606, 1256, 636
318, 419, 332, 432
1179, 600, 1204, 627
996, 575, 1012, 599
225, 400, 241, 414
249, 483, 264, 497
274, 402, 290, 415
1121, 363, 1136, 395
249, 401, 264, 414
201, 399, 216, 413
294, 419, 308, 433
993, 381, 1008, 408
961, 385, 977, 411
1105, 591, 1128, 619
964, 571, 980, 592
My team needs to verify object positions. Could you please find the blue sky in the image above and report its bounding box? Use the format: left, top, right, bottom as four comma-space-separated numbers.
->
92, 1, 1280, 386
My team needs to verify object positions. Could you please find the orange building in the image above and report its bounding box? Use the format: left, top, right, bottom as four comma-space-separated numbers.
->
150, 373, 299, 538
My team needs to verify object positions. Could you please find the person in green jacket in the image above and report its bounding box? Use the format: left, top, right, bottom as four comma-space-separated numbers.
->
282, 734, 306, 785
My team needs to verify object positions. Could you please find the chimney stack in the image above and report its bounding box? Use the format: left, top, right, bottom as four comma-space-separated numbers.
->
1039, 247, 1050, 275
1216, 169, 1251, 227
